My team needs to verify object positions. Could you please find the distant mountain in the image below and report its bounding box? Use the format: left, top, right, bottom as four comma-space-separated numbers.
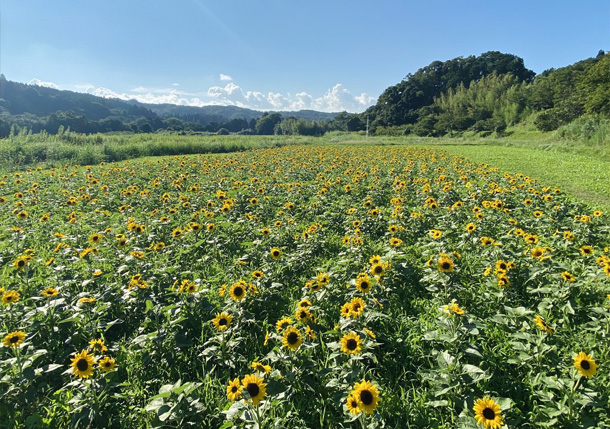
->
0, 76, 338, 130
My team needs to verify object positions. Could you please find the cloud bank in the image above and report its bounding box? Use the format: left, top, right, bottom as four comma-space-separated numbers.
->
30, 78, 377, 113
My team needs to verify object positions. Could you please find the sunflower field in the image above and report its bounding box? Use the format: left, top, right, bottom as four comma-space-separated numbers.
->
0, 145, 609, 428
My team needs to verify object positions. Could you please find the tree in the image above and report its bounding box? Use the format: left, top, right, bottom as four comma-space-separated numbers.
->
255, 113, 282, 135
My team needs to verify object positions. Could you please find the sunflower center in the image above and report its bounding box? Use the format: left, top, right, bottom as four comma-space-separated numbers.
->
219, 318, 228, 326
360, 390, 373, 405
373, 266, 382, 274
360, 282, 369, 290
234, 287, 244, 297
482, 407, 495, 420
352, 303, 361, 312
231, 385, 238, 393
442, 262, 451, 270
581, 360, 590, 370
76, 359, 89, 371
104, 362, 111, 367
287, 332, 299, 345
18, 260, 25, 267
346, 339, 357, 350
9, 335, 19, 343
246, 383, 260, 398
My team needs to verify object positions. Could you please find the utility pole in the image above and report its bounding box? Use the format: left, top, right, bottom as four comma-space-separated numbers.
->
366, 115, 369, 141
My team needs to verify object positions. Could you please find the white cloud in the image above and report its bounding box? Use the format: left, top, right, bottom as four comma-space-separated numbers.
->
219, 74, 233, 81
29, 78, 59, 89
71, 80, 376, 113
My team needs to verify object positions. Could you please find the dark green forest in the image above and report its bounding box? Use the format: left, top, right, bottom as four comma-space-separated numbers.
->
1, 50, 608, 139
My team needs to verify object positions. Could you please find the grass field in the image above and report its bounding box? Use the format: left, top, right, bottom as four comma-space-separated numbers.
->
0, 142, 609, 428
436, 144, 610, 213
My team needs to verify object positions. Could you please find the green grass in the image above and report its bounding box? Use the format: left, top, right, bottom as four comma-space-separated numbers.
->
436, 144, 609, 213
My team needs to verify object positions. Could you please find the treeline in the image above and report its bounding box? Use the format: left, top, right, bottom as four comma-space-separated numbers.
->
0, 108, 344, 138
354, 50, 609, 137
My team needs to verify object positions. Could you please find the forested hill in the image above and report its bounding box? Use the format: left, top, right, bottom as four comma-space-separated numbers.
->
356, 50, 609, 136
0, 76, 337, 136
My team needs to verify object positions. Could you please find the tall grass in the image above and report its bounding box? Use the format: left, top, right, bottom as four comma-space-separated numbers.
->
0, 131, 311, 170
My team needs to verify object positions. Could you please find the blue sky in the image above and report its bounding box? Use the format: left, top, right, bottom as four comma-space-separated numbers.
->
1, 1, 608, 112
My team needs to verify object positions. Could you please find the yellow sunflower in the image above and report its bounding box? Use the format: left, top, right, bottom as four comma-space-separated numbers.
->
2, 290, 20, 305
351, 380, 380, 415
340, 332, 362, 355
98, 356, 116, 372
473, 397, 503, 429
251, 361, 272, 374
533, 316, 554, 335
270, 248, 282, 260
3, 331, 26, 348
70, 349, 96, 379
349, 297, 366, 318
227, 377, 243, 402
89, 339, 108, 353
41, 288, 59, 298
212, 312, 233, 331
573, 352, 598, 378
229, 281, 247, 301
356, 275, 372, 293
437, 256, 454, 273
275, 317, 293, 332
282, 326, 302, 351
346, 394, 361, 415
242, 374, 267, 405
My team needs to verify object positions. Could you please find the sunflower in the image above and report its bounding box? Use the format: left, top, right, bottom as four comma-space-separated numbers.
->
70, 349, 96, 379
352, 380, 380, 415
98, 356, 116, 372
41, 287, 59, 298
251, 361, 272, 374
429, 229, 442, 239
340, 332, 362, 355
252, 270, 264, 279
2, 290, 20, 305
340, 303, 352, 318
444, 302, 465, 316
212, 312, 233, 331
229, 281, 247, 301
437, 256, 454, 273
89, 339, 108, 353
534, 316, 554, 335
270, 248, 282, 260
298, 299, 311, 309
356, 275, 372, 293
89, 233, 103, 244
580, 246, 594, 256
275, 317, 293, 332
172, 228, 183, 239
295, 308, 311, 324
497, 274, 510, 288
346, 394, 361, 415
390, 237, 403, 247
3, 331, 26, 348
261, 227, 271, 236
282, 326, 302, 351
370, 263, 384, 277
226, 377, 243, 402
466, 223, 477, 233
573, 352, 598, 378
561, 271, 576, 282
349, 297, 366, 318
242, 374, 267, 405
13, 258, 28, 270
473, 397, 503, 429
